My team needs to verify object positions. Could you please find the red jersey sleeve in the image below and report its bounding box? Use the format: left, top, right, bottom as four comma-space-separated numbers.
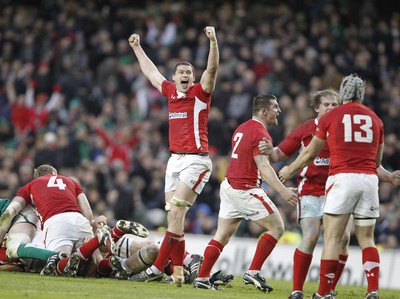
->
16, 183, 32, 205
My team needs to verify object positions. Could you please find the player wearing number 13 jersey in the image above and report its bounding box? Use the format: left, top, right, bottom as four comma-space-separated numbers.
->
279, 74, 384, 298
316, 102, 383, 175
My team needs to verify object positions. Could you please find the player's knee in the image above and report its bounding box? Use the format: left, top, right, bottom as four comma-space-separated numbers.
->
276, 227, 284, 239
353, 214, 376, 227
269, 224, 284, 239
138, 244, 158, 266
170, 196, 192, 209
302, 234, 319, 250
6, 233, 31, 259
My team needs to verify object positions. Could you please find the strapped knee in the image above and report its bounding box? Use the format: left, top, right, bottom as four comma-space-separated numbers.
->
165, 196, 192, 212
353, 214, 376, 226
170, 196, 192, 208
6, 233, 31, 259
138, 244, 158, 266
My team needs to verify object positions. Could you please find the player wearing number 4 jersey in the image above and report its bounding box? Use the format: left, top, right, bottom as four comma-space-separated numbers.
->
0, 164, 96, 256
279, 74, 384, 299
128, 27, 219, 284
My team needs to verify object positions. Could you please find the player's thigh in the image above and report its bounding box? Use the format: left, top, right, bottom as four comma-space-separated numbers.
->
322, 213, 351, 242
254, 212, 284, 233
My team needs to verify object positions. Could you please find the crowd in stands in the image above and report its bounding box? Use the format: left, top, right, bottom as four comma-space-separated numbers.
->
0, 0, 399, 248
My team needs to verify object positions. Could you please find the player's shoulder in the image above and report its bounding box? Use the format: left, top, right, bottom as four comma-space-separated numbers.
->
162, 80, 176, 93
297, 119, 316, 131
242, 119, 265, 132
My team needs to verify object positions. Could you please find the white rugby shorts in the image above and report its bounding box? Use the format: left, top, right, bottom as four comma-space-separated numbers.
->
298, 195, 325, 222
218, 178, 277, 221
113, 234, 153, 258
165, 154, 212, 194
324, 173, 379, 218
43, 212, 93, 251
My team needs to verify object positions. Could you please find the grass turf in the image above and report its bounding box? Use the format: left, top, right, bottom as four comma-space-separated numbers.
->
1, 271, 400, 299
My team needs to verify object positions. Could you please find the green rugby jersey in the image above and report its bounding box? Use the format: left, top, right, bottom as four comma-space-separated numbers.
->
0, 198, 11, 216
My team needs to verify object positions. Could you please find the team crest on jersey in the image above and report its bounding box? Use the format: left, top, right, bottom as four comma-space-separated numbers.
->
169, 112, 187, 119
313, 157, 330, 166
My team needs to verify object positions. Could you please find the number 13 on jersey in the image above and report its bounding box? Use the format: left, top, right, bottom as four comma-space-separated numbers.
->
342, 114, 373, 143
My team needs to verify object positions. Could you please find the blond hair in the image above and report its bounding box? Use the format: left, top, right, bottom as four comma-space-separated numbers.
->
34, 164, 57, 179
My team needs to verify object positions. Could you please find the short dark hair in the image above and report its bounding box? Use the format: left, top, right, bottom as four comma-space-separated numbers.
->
173, 61, 194, 74
34, 164, 57, 178
252, 94, 277, 115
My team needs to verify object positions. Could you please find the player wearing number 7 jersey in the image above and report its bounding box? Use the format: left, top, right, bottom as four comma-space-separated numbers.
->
279, 74, 383, 299
128, 27, 219, 284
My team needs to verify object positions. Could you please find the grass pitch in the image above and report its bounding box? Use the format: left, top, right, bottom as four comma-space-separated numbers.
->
1, 272, 400, 299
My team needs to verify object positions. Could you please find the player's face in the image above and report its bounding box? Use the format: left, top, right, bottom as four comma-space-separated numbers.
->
266, 99, 281, 125
173, 65, 195, 93
315, 96, 339, 117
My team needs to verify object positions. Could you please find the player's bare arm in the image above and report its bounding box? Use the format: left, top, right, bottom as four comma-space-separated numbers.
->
375, 143, 384, 168
200, 26, 219, 94
377, 165, 400, 186
77, 193, 94, 224
0, 197, 26, 244
254, 154, 298, 207
279, 136, 325, 182
128, 33, 166, 93
258, 138, 288, 163
258, 138, 273, 156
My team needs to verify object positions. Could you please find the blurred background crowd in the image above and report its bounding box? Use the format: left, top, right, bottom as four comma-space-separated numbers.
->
0, 0, 399, 249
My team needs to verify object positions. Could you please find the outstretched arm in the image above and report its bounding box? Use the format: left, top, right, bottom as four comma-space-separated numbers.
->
200, 26, 219, 94
254, 155, 298, 207
0, 197, 26, 244
258, 138, 289, 163
279, 136, 325, 182
377, 165, 400, 186
128, 33, 167, 93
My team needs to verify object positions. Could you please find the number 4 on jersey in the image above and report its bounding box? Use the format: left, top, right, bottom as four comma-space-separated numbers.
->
47, 175, 66, 190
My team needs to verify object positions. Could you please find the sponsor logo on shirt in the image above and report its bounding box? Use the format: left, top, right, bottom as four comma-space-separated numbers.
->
169, 112, 188, 119
313, 157, 330, 166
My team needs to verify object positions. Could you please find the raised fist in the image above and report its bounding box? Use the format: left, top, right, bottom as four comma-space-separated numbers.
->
128, 34, 140, 47
204, 26, 216, 41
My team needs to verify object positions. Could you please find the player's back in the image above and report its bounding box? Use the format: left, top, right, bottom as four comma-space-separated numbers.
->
17, 174, 82, 222
317, 102, 383, 175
